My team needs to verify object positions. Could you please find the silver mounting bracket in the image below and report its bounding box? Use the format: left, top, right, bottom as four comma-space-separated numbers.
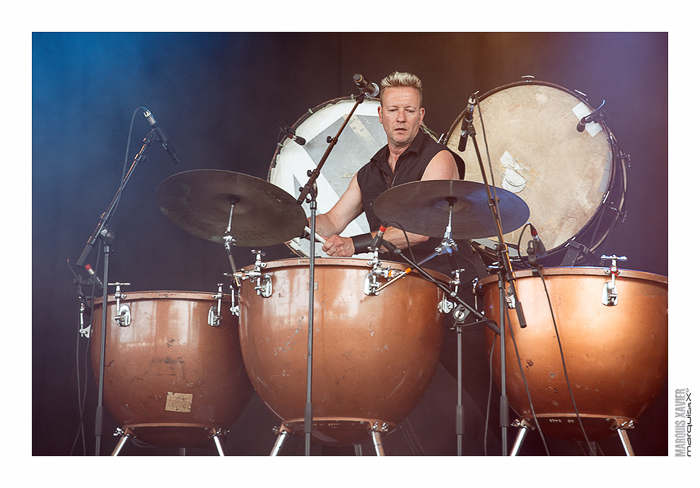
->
601, 255, 627, 306
209, 283, 224, 326
109, 282, 131, 327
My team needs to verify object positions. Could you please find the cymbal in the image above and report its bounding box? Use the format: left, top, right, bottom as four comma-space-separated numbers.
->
373, 179, 530, 240
157, 169, 306, 247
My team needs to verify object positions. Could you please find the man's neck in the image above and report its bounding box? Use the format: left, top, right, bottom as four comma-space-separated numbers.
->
387, 142, 410, 171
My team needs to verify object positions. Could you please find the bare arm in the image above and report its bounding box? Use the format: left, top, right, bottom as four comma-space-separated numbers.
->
313, 174, 364, 256
320, 149, 459, 256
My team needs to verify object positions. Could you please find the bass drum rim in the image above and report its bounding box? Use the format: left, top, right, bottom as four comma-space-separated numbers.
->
446, 79, 627, 266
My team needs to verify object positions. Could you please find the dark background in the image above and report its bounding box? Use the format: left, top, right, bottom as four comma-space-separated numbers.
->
31, 32, 668, 460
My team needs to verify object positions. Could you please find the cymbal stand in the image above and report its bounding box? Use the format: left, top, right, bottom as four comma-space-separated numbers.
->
74, 129, 156, 456
382, 243, 499, 456
296, 90, 371, 455
417, 197, 459, 266
222, 196, 240, 276
464, 93, 527, 455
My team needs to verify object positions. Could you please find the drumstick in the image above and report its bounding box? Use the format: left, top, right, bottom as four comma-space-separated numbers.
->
304, 226, 327, 244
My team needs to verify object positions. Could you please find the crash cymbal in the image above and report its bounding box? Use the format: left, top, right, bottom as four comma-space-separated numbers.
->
157, 169, 306, 247
373, 179, 529, 239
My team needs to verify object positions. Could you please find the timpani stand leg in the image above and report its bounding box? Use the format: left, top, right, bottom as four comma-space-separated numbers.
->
614, 419, 636, 456
269, 419, 394, 456
111, 428, 132, 456
371, 431, 386, 456
210, 428, 227, 456
270, 424, 292, 456
509, 419, 533, 456
111, 426, 228, 456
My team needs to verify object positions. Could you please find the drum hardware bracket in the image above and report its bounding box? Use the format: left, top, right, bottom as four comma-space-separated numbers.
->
208, 283, 225, 326
601, 255, 627, 307
439, 269, 468, 316
78, 300, 91, 339
506, 286, 517, 309
111, 427, 133, 456
110, 282, 131, 327
233, 250, 273, 298
561, 240, 598, 266
363, 255, 406, 296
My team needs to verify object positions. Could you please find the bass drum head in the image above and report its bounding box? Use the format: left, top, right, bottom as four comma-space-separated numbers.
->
268, 96, 385, 259
446, 80, 626, 264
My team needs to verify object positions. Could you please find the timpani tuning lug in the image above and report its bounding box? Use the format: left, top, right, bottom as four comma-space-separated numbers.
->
109, 282, 131, 327
601, 255, 627, 306
208, 283, 224, 326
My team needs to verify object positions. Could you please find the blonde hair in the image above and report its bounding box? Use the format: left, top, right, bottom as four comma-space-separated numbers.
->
380, 71, 423, 107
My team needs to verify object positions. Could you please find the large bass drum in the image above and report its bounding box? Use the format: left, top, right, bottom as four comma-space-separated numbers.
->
445, 80, 627, 265
91, 291, 254, 449
268, 96, 385, 259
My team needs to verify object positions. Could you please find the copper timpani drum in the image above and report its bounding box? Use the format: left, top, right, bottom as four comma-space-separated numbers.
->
445, 80, 626, 264
91, 291, 254, 448
237, 258, 448, 446
479, 268, 667, 441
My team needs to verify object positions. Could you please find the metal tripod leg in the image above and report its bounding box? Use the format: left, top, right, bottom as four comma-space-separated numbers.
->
371, 431, 385, 456
617, 428, 635, 456
210, 428, 227, 456
111, 428, 131, 456
509, 419, 533, 456
270, 428, 291, 456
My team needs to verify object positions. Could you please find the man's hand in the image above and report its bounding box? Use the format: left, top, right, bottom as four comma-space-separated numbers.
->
322, 235, 355, 257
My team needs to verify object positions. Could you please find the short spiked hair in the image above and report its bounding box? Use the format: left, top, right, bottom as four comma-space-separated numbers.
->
380, 71, 423, 107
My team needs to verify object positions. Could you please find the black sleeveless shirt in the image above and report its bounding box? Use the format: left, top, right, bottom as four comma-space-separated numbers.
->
356, 129, 477, 279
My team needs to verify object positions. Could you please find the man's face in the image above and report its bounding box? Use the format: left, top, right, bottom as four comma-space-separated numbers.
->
378, 86, 425, 150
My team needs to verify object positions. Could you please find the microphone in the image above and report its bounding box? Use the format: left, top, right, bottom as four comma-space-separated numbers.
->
84, 264, 104, 290
371, 224, 387, 251
576, 114, 593, 132
353, 73, 380, 98
458, 95, 476, 152
576, 99, 606, 132
143, 109, 181, 164
530, 225, 547, 258
280, 123, 306, 145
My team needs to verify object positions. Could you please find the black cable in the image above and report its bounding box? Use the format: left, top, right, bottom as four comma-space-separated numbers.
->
504, 296, 550, 455
111, 108, 143, 223
534, 269, 594, 454
484, 336, 496, 455
67, 257, 97, 455
382, 219, 417, 265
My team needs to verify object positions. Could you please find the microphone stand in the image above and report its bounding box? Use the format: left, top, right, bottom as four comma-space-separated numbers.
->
74, 129, 156, 455
380, 241, 499, 456
464, 96, 527, 456
296, 91, 370, 456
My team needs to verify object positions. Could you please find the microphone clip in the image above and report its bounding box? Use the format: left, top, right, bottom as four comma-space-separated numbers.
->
279, 121, 306, 146
577, 99, 607, 132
